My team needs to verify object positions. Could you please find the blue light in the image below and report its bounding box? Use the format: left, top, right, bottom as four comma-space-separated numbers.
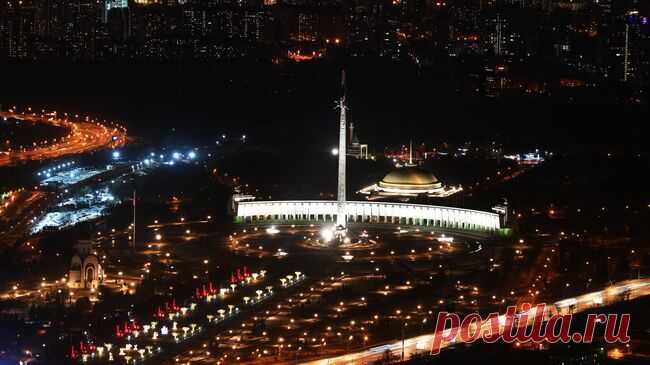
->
112, 151, 121, 159
188, 151, 196, 159
173, 152, 181, 160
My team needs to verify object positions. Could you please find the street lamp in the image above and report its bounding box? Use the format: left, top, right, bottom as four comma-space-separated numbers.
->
277, 338, 284, 360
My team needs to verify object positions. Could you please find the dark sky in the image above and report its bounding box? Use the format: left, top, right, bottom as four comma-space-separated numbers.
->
1, 60, 648, 153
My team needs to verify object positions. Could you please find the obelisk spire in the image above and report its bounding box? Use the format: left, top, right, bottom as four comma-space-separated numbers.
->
409, 140, 413, 165
336, 70, 347, 227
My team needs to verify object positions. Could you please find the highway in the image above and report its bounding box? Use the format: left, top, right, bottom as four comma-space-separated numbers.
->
298, 278, 650, 365
0, 110, 126, 167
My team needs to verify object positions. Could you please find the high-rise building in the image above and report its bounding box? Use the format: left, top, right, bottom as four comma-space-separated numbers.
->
0, 6, 33, 58
104, 0, 128, 23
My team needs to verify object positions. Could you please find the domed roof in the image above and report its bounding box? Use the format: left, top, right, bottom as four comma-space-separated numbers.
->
378, 167, 442, 191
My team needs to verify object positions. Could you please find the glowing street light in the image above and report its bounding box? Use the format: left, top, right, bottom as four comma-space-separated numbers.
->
321, 227, 334, 242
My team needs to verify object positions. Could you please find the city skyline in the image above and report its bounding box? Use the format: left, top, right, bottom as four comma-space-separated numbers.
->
1, 0, 647, 95
1, 1, 650, 364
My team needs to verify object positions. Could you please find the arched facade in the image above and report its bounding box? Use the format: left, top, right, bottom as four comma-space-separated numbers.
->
236, 201, 500, 232
69, 242, 104, 290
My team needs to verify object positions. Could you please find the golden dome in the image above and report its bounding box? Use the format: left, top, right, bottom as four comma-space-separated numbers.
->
378, 167, 442, 191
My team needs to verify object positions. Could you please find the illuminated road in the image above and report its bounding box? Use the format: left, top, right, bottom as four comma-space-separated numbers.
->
0, 189, 51, 248
0, 110, 126, 166
298, 278, 650, 365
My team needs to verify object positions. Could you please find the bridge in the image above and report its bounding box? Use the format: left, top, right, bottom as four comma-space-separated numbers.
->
235, 200, 501, 233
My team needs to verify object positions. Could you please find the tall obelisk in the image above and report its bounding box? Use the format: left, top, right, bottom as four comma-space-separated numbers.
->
336, 70, 347, 228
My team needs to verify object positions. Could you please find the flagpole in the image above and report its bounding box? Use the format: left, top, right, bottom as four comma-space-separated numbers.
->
132, 189, 136, 249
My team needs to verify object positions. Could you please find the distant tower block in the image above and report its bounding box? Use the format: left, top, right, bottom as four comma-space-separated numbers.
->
337, 70, 347, 227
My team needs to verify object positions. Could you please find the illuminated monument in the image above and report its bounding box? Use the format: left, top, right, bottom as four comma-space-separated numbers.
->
359, 167, 461, 200
358, 142, 462, 200
337, 70, 347, 228
235, 71, 500, 233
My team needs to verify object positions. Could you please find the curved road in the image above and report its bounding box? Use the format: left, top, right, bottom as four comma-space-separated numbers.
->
299, 278, 650, 365
0, 110, 126, 166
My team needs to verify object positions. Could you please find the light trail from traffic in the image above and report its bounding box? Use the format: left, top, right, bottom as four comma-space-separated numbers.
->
0, 109, 126, 166
299, 278, 650, 365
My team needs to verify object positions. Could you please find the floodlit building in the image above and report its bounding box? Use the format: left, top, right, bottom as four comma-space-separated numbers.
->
347, 122, 368, 159
68, 241, 104, 289
358, 166, 461, 200
234, 71, 499, 233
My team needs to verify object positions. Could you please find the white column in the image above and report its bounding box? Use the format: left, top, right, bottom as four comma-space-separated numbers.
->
336, 71, 347, 227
